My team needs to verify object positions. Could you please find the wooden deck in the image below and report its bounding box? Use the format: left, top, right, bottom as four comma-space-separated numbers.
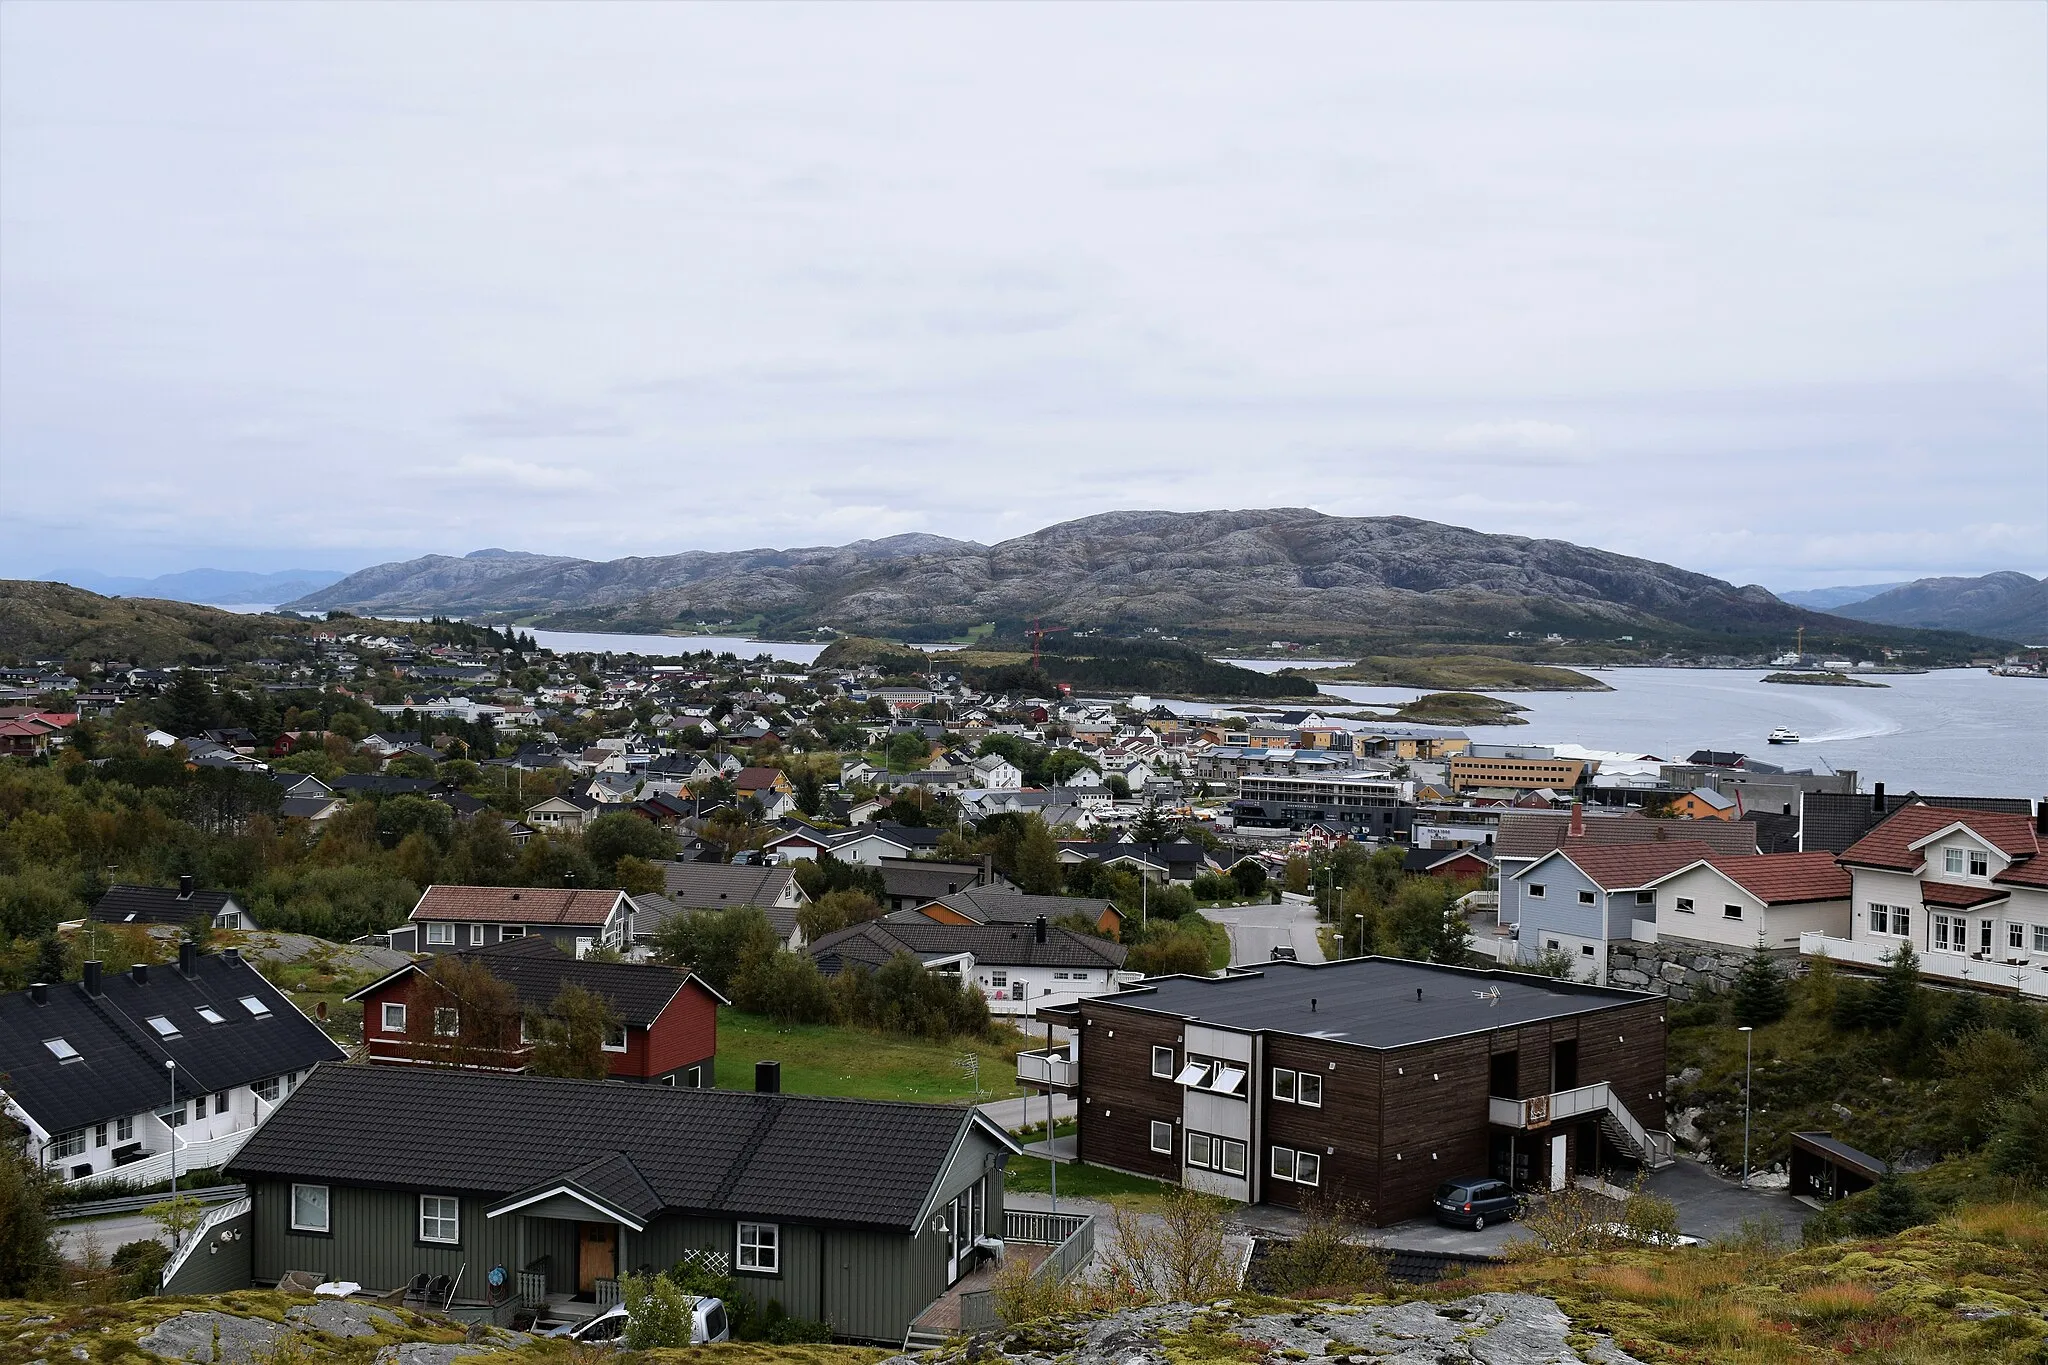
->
908, 1245, 1051, 1338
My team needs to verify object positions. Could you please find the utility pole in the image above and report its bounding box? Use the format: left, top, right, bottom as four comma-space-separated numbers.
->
1738, 1025, 1754, 1187
166, 1060, 179, 1205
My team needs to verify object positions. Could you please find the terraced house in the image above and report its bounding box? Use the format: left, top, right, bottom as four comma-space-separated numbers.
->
1022, 957, 1669, 1222
220, 1065, 1018, 1344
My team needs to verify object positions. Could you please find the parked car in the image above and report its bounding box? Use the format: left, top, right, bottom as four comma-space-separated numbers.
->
1432, 1177, 1521, 1230
1590, 1222, 1702, 1248
1269, 945, 1298, 961
542, 1298, 730, 1346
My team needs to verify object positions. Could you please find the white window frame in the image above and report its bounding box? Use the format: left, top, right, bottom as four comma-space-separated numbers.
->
213, 1091, 229, 1114
1578, 889, 1596, 905
1891, 905, 1910, 936
1970, 849, 1990, 878
425, 922, 455, 945
196, 1006, 225, 1025
116, 1116, 134, 1142
253, 1077, 281, 1103
291, 1183, 331, 1233
194, 1095, 206, 1119
1298, 1072, 1322, 1107
1272, 1067, 1296, 1102
1723, 903, 1743, 920
468, 924, 487, 946
1150, 1045, 1175, 1079
602, 1023, 628, 1053
434, 1007, 460, 1037
1295, 1151, 1321, 1186
43, 1037, 80, 1062
240, 995, 271, 1017
51, 1129, 86, 1160
2011, 922, 2026, 950
1526, 883, 1545, 899
1676, 897, 1694, 914
382, 1002, 407, 1033
1868, 902, 1888, 934
1945, 847, 1967, 875
1269, 1146, 1296, 1181
1933, 914, 1955, 953
1186, 1132, 1214, 1169
419, 1195, 460, 1244
147, 1015, 180, 1038
1149, 1120, 1174, 1154
2035, 924, 2048, 954
502, 925, 525, 938
94, 1124, 107, 1148
1218, 1138, 1247, 1177
737, 1221, 779, 1273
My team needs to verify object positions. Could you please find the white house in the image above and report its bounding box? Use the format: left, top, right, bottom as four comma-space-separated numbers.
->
1639, 852, 1853, 950
1802, 802, 2048, 998
969, 753, 1025, 790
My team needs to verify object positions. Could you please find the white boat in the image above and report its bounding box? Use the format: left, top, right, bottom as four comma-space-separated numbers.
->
1767, 727, 1800, 744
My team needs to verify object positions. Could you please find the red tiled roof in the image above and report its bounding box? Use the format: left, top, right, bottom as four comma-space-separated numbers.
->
411, 885, 623, 925
733, 767, 785, 788
1496, 810, 1760, 860
1839, 804, 2041, 873
1918, 880, 2011, 909
1541, 840, 1721, 889
1705, 853, 1852, 905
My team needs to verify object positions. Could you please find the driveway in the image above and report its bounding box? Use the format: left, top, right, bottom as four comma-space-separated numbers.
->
1202, 899, 1326, 966
979, 1092, 1075, 1132
54, 1213, 166, 1262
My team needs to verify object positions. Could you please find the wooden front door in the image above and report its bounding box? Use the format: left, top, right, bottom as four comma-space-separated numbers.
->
578, 1222, 616, 1293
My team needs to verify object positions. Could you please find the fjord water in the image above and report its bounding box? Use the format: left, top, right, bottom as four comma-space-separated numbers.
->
1255, 667, 2045, 800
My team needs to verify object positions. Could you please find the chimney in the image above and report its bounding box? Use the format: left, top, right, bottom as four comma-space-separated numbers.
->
1034, 915, 1048, 945
131, 963, 149, 985
83, 960, 102, 997
178, 874, 194, 900
179, 939, 198, 979
981, 854, 993, 886
30, 982, 47, 1006
2037, 798, 2047, 837
1568, 803, 1584, 838
1310, 998, 1317, 1013
1416, 987, 1423, 1002
224, 947, 241, 964
1872, 782, 1886, 815
755, 1060, 781, 1094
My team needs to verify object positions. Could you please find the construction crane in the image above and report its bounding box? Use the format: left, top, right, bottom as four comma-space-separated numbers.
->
1025, 618, 1066, 672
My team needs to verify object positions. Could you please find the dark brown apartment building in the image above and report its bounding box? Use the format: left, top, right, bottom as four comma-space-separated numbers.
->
1031, 958, 1670, 1223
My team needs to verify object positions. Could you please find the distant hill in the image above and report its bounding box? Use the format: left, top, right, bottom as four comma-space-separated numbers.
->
1776, 582, 1907, 611
41, 566, 350, 605
0, 581, 314, 665
1825, 571, 2047, 640
288, 509, 2000, 659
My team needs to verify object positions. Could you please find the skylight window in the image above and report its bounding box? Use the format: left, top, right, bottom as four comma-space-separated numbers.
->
44, 1037, 80, 1062
196, 1006, 225, 1025
240, 996, 271, 1018
147, 1015, 181, 1038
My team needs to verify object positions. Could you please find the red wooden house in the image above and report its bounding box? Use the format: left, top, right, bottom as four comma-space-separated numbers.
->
347, 937, 724, 1087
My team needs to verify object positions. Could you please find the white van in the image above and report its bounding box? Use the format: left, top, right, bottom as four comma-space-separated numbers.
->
543, 1297, 730, 1347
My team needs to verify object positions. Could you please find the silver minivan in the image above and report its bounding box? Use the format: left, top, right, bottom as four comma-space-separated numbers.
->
542, 1297, 730, 1347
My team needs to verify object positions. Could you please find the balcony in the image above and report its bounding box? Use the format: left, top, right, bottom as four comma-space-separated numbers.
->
1488, 1082, 1672, 1168
1017, 1045, 1076, 1090
1801, 932, 2048, 1000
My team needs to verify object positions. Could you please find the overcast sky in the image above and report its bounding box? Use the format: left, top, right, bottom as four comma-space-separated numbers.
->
2, 2, 2042, 590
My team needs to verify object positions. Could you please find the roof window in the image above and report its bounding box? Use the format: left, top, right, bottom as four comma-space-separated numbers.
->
240, 995, 271, 1018
147, 1015, 181, 1038
196, 1006, 226, 1024
44, 1037, 81, 1062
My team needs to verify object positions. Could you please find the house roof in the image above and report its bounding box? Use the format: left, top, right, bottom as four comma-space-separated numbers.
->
345, 936, 724, 1024
1918, 880, 2010, 909
922, 888, 1121, 926
732, 767, 785, 789
410, 886, 624, 926
1838, 805, 2043, 883
1699, 853, 1852, 904
1799, 792, 2033, 855
0, 953, 344, 1135
654, 862, 803, 911
226, 1064, 1010, 1231
814, 919, 1128, 973
88, 884, 238, 927
1401, 846, 1494, 874
1094, 957, 1648, 1050
878, 860, 986, 901
1496, 810, 1759, 861
1522, 840, 1720, 890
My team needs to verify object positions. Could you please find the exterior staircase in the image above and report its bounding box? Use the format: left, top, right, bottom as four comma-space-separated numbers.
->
1488, 1082, 1674, 1169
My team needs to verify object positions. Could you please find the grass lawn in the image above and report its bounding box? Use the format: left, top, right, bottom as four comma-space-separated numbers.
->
1005, 1154, 1168, 1200
715, 1008, 1031, 1103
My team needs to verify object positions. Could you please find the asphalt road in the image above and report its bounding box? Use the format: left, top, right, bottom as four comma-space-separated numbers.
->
979, 1092, 1075, 1132
54, 1213, 166, 1261
1201, 898, 1328, 966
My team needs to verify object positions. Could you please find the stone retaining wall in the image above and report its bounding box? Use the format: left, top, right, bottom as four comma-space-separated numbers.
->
1607, 937, 1793, 1000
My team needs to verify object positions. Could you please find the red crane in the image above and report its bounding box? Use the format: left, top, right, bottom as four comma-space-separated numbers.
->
1025, 618, 1066, 672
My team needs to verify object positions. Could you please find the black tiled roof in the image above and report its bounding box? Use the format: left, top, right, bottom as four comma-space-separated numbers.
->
816, 919, 1127, 973
227, 1065, 992, 1231
89, 884, 238, 927
1798, 792, 2032, 854
332, 774, 439, 795
0, 954, 344, 1135
923, 888, 1120, 925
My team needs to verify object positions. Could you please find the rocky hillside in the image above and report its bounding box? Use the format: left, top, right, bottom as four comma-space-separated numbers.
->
284, 510, 1991, 656
1825, 571, 2046, 640
0, 581, 312, 666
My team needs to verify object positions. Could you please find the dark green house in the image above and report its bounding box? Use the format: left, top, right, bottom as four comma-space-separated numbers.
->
220, 1064, 1017, 1344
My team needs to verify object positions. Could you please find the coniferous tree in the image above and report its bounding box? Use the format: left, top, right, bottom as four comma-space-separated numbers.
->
1868, 942, 1921, 1029
1731, 943, 1789, 1027
1850, 1168, 1930, 1236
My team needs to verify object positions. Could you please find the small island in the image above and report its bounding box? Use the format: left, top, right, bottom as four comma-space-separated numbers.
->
1388, 691, 1531, 725
1291, 653, 1611, 692
1761, 671, 1889, 688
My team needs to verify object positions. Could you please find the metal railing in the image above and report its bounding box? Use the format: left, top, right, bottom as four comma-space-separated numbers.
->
57, 1183, 245, 1221
956, 1211, 1098, 1333
157, 1196, 250, 1292
1015, 1046, 1075, 1089
70, 1126, 260, 1188
1487, 1082, 1671, 1166
1005, 1209, 1088, 1246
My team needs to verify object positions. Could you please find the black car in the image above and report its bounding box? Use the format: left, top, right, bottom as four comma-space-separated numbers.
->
1433, 1177, 1520, 1230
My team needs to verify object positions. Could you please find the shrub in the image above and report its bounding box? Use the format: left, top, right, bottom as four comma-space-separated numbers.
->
1986, 1080, 2048, 1182
1849, 1169, 1931, 1237
1230, 861, 1268, 899
1256, 1195, 1388, 1294
1190, 872, 1232, 902
621, 1270, 698, 1348
732, 949, 836, 1025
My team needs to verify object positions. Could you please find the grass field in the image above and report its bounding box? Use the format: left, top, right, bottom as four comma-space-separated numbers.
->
714, 1008, 1033, 1103
1297, 654, 1609, 692
1005, 1155, 1167, 1200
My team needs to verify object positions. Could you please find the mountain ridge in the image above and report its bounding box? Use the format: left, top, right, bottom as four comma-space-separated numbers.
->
1823, 570, 2047, 640
281, 509, 2014, 655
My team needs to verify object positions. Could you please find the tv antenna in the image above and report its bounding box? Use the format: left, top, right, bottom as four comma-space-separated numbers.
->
1471, 986, 1501, 1007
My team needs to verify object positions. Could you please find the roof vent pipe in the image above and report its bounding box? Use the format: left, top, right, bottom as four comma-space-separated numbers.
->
1034, 915, 1047, 945
132, 963, 148, 985
30, 982, 46, 1006
2037, 798, 2047, 837
83, 960, 102, 997
1310, 998, 1317, 1012
179, 939, 198, 978
755, 1060, 781, 1094
178, 874, 194, 900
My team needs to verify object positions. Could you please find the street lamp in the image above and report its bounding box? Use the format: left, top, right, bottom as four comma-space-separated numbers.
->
166, 1059, 179, 1202
1738, 1025, 1754, 1187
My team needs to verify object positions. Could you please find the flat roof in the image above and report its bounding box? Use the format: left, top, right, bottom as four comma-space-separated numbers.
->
1091, 958, 1651, 1050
